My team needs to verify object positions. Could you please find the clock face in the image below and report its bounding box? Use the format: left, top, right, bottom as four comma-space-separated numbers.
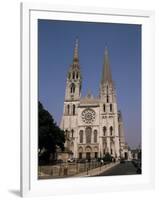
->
81, 109, 96, 124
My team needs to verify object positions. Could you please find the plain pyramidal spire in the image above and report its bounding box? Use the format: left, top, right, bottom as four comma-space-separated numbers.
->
101, 47, 113, 84
73, 37, 79, 63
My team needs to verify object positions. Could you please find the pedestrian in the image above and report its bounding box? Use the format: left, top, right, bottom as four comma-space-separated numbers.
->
100, 159, 104, 165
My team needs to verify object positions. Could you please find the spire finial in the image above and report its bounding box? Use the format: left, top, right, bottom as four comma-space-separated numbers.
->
73, 37, 79, 63
101, 46, 112, 84
104, 46, 108, 56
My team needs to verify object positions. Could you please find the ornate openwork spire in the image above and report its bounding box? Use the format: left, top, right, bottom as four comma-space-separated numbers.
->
101, 47, 112, 84
73, 37, 79, 63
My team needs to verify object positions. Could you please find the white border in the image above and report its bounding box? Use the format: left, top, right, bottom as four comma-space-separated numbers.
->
21, 2, 155, 197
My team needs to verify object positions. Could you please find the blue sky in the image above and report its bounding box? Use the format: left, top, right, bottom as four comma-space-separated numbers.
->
38, 19, 141, 149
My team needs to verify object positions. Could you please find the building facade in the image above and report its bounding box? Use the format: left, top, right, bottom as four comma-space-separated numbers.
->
60, 39, 127, 160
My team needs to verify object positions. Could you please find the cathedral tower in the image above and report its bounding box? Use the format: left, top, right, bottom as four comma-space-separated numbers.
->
99, 48, 120, 158
65, 38, 82, 102
60, 38, 82, 158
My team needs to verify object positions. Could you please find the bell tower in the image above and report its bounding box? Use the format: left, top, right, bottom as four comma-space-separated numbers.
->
60, 38, 82, 159
65, 38, 82, 102
99, 48, 120, 158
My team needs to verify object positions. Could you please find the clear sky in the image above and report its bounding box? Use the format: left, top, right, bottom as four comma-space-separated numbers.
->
38, 19, 141, 149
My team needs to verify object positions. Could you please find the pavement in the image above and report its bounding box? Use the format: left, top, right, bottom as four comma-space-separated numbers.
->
97, 161, 138, 176
73, 161, 120, 177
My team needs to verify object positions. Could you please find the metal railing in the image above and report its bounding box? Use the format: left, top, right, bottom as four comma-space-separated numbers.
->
38, 161, 111, 178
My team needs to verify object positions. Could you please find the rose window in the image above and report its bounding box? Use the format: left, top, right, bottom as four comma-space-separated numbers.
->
81, 109, 96, 124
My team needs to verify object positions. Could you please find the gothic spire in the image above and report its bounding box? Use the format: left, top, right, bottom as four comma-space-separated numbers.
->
101, 48, 112, 84
73, 37, 79, 63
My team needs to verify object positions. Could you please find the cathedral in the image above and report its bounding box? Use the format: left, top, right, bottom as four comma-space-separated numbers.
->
60, 38, 127, 160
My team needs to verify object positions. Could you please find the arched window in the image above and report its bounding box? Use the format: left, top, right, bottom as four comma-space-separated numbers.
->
72, 71, 75, 79
70, 83, 75, 93
110, 104, 112, 112
73, 104, 75, 115
103, 126, 106, 136
67, 104, 70, 115
111, 148, 113, 155
107, 95, 109, 103
71, 129, 74, 138
76, 72, 78, 79
103, 104, 106, 112
94, 130, 97, 143
110, 126, 113, 136
79, 130, 83, 143
86, 127, 92, 143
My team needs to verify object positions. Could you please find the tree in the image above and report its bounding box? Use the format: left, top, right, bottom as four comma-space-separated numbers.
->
38, 101, 65, 164
103, 153, 112, 162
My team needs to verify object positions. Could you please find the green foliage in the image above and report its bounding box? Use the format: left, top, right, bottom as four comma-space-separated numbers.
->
38, 101, 65, 164
103, 153, 112, 162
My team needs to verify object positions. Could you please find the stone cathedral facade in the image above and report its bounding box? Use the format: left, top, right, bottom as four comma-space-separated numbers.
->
60, 39, 127, 160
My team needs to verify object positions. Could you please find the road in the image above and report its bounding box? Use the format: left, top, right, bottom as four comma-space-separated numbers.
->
97, 161, 139, 176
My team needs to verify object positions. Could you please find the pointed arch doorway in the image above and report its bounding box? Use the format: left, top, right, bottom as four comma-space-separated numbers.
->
85, 146, 92, 161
